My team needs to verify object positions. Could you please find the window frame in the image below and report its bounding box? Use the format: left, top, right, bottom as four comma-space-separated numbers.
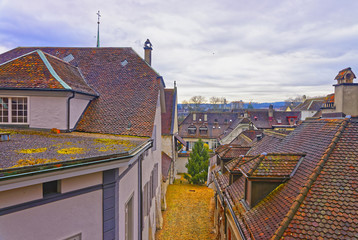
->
0, 96, 30, 124
188, 125, 197, 135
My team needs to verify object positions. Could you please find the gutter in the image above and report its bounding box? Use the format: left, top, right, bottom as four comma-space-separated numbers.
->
67, 92, 75, 132
213, 176, 247, 240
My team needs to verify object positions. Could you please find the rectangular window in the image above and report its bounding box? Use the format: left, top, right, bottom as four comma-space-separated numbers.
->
43, 180, 60, 197
125, 195, 134, 240
0, 97, 28, 124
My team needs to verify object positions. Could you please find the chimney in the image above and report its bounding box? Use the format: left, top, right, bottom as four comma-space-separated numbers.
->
334, 68, 358, 116
144, 39, 152, 66
268, 104, 274, 119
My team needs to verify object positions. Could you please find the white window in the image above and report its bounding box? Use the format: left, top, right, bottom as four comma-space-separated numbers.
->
0, 97, 28, 124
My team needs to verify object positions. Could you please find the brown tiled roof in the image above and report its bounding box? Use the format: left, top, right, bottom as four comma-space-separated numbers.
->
229, 130, 263, 146
248, 130, 287, 155
280, 119, 358, 239
214, 118, 353, 239
0, 50, 97, 96
162, 88, 175, 135
248, 109, 300, 129
239, 153, 304, 178
216, 144, 250, 160
161, 151, 172, 181
179, 112, 239, 138
0, 47, 161, 137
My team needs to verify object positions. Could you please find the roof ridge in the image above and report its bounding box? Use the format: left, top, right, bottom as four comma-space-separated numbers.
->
247, 154, 266, 176
35, 50, 72, 90
271, 118, 350, 240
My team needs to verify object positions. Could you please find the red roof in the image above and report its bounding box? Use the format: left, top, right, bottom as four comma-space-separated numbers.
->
213, 118, 358, 239
0, 47, 162, 137
0, 50, 97, 96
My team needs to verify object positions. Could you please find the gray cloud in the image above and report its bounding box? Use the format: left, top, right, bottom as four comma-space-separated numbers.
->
1, 0, 358, 102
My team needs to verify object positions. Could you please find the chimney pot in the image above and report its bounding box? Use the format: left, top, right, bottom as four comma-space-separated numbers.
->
144, 39, 152, 66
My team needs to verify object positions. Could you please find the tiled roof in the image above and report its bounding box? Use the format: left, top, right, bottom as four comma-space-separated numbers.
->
179, 112, 239, 138
239, 153, 304, 178
334, 67, 356, 81
247, 109, 300, 129
214, 118, 353, 239
294, 98, 325, 111
0, 128, 148, 171
229, 130, 263, 146
161, 151, 172, 181
0, 50, 97, 96
281, 119, 358, 239
162, 88, 175, 135
216, 144, 250, 160
248, 130, 287, 155
0, 47, 161, 137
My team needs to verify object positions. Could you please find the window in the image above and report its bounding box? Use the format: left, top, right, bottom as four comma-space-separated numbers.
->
43, 180, 60, 197
188, 125, 197, 135
125, 195, 134, 240
199, 126, 208, 135
0, 97, 28, 124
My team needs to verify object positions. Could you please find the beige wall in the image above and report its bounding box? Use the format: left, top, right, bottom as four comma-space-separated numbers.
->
141, 94, 162, 239
69, 96, 92, 129
0, 184, 42, 208
30, 96, 68, 130
220, 123, 251, 145
177, 156, 189, 173
0, 191, 103, 240
335, 84, 358, 116
118, 162, 139, 240
162, 135, 173, 159
61, 172, 102, 193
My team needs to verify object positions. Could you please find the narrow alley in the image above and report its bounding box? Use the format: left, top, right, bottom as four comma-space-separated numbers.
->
156, 178, 216, 240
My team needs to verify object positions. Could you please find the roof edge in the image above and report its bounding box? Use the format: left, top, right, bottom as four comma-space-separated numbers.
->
270, 118, 349, 240
36, 50, 72, 90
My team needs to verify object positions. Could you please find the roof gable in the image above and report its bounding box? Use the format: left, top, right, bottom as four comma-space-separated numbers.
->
0, 50, 97, 96
0, 47, 161, 137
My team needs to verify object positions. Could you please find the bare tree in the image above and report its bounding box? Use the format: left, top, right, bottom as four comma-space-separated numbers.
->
209, 97, 221, 105
190, 96, 206, 111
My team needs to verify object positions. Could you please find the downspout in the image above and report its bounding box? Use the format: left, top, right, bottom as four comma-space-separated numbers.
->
138, 154, 143, 240
67, 92, 75, 132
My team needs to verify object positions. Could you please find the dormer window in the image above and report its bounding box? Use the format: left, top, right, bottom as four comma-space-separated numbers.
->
0, 97, 28, 124
188, 125, 197, 135
199, 126, 208, 135
214, 119, 218, 123
240, 153, 305, 208
277, 119, 282, 124
224, 119, 228, 124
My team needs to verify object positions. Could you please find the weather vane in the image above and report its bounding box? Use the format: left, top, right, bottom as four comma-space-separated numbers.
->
96, 10, 101, 48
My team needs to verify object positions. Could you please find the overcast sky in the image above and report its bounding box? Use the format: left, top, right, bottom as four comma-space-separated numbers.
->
1, 0, 358, 103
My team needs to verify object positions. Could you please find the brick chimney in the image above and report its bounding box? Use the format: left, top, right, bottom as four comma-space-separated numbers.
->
268, 104, 274, 120
144, 39, 152, 66
334, 67, 358, 116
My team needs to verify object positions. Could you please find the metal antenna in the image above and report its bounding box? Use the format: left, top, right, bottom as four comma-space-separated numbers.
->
96, 11, 101, 48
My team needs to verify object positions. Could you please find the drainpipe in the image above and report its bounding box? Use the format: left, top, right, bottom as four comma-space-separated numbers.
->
67, 92, 75, 132
138, 154, 143, 240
